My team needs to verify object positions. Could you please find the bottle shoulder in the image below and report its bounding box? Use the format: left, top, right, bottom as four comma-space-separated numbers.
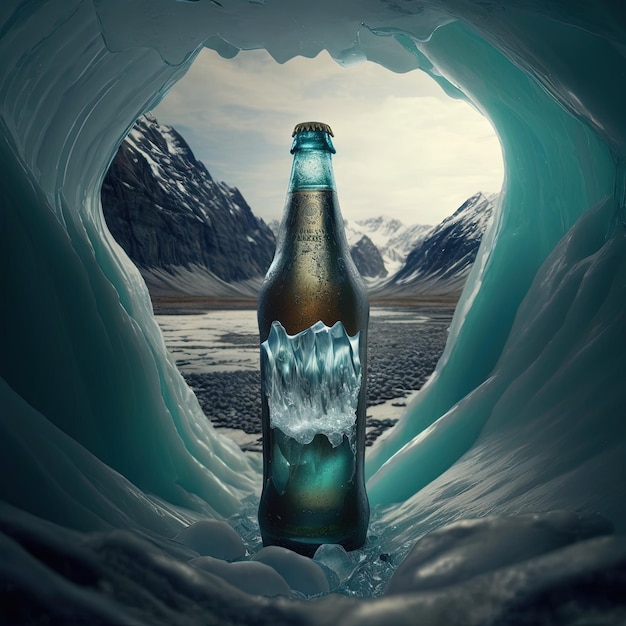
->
259, 184, 369, 338
261, 247, 367, 295
258, 263, 368, 339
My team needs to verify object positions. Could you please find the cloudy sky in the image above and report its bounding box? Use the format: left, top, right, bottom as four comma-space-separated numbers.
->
153, 47, 503, 227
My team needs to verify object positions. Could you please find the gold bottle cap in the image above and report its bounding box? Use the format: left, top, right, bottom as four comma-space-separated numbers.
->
292, 122, 334, 137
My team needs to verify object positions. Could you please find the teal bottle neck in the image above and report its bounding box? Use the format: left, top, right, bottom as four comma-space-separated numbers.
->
288, 130, 336, 191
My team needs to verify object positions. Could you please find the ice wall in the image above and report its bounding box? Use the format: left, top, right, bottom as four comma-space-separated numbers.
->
1, 0, 626, 619
0, 0, 259, 532
365, 16, 622, 506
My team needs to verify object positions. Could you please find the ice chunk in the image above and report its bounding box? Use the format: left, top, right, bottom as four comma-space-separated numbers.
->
190, 556, 292, 597
385, 511, 613, 595
313, 543, 359, 586
261, 320, 361, 447
174, 520, 246, 561
251, 545, 330, 596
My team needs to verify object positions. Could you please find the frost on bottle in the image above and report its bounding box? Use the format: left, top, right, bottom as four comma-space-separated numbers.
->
257, 122, 370, 556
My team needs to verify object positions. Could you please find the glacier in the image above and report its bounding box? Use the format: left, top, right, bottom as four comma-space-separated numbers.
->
1, 0, 626, 623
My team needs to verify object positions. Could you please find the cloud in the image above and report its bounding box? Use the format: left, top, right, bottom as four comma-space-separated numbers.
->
154, 48, 503, 225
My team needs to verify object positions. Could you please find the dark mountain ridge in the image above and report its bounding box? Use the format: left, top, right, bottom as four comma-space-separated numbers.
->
377, 192, 495, 297
102, 114, 495, 299
101, 114, 276, 294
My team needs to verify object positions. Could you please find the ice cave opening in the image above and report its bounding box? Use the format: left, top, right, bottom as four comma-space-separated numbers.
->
1, 1, 626, 623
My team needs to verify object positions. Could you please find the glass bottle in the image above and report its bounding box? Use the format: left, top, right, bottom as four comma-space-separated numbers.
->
257, 122, 370, 556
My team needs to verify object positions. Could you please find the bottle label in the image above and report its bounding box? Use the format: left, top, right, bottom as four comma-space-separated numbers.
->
261, 320, 361, 448
289, 190, 334, 245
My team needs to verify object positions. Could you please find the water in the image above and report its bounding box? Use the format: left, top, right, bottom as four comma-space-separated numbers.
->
228, 493, 408, 598
155, 304, 454, 448
153, 303, 453, 592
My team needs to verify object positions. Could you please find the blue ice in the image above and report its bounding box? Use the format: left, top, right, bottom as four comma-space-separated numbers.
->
262, 320, 361, 447
1, 0, 625, 623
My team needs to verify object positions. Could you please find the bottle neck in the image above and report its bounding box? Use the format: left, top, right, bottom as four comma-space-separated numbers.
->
275, 129, 346, 259
288, 130, 336, 192
284, 189, 341, 240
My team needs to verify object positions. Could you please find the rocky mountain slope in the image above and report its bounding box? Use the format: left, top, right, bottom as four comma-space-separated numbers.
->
346, 217, 433, 277
102, 115, 495, 299
101, 114, 276, 297
349, 234, 388, 278
377, 192, 496, 297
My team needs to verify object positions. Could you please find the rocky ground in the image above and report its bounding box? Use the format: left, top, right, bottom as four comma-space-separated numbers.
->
174, 306, 453, 450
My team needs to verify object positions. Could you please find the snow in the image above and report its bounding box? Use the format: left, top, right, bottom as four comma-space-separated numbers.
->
251, 546, 330, 595
190, 556, 293, 597
1, 0, 626, 623
143, 264, 262, 298
175, 520, 247, 560
345, 216, 433, 277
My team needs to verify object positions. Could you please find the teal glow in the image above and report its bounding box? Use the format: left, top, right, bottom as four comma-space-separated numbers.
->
1, 0, 625, 578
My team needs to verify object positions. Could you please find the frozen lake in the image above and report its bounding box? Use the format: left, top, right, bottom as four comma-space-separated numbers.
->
155, 304, 454, 450
157, 308, 261, 374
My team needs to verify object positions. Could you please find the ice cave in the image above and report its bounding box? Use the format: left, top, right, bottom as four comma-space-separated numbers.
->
1, 1, 626, 623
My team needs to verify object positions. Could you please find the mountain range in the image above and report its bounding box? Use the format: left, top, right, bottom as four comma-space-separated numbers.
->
101, 115, 496, 299
101, 114, 275, 297
377, 192, 496, 296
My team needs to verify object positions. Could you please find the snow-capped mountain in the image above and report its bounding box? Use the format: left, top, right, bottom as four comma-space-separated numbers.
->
345, 217, 433, 278
348, 234, 387, 278
102, 115, 495, 300
101, 114, 276, 297
378, 192, 496, 297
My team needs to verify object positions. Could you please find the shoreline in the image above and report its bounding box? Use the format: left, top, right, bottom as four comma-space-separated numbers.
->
155, 305, 451, 452
214, 389, 420, 454
151, 294, 460, 314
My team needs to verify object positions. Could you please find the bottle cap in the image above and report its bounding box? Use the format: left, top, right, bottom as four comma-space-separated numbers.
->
292, 122, 334, 137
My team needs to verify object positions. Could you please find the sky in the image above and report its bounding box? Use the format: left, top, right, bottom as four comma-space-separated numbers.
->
153, 47, 504, 227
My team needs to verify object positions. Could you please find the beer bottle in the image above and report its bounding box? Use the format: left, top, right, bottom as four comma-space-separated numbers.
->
257, 122, 370, 556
